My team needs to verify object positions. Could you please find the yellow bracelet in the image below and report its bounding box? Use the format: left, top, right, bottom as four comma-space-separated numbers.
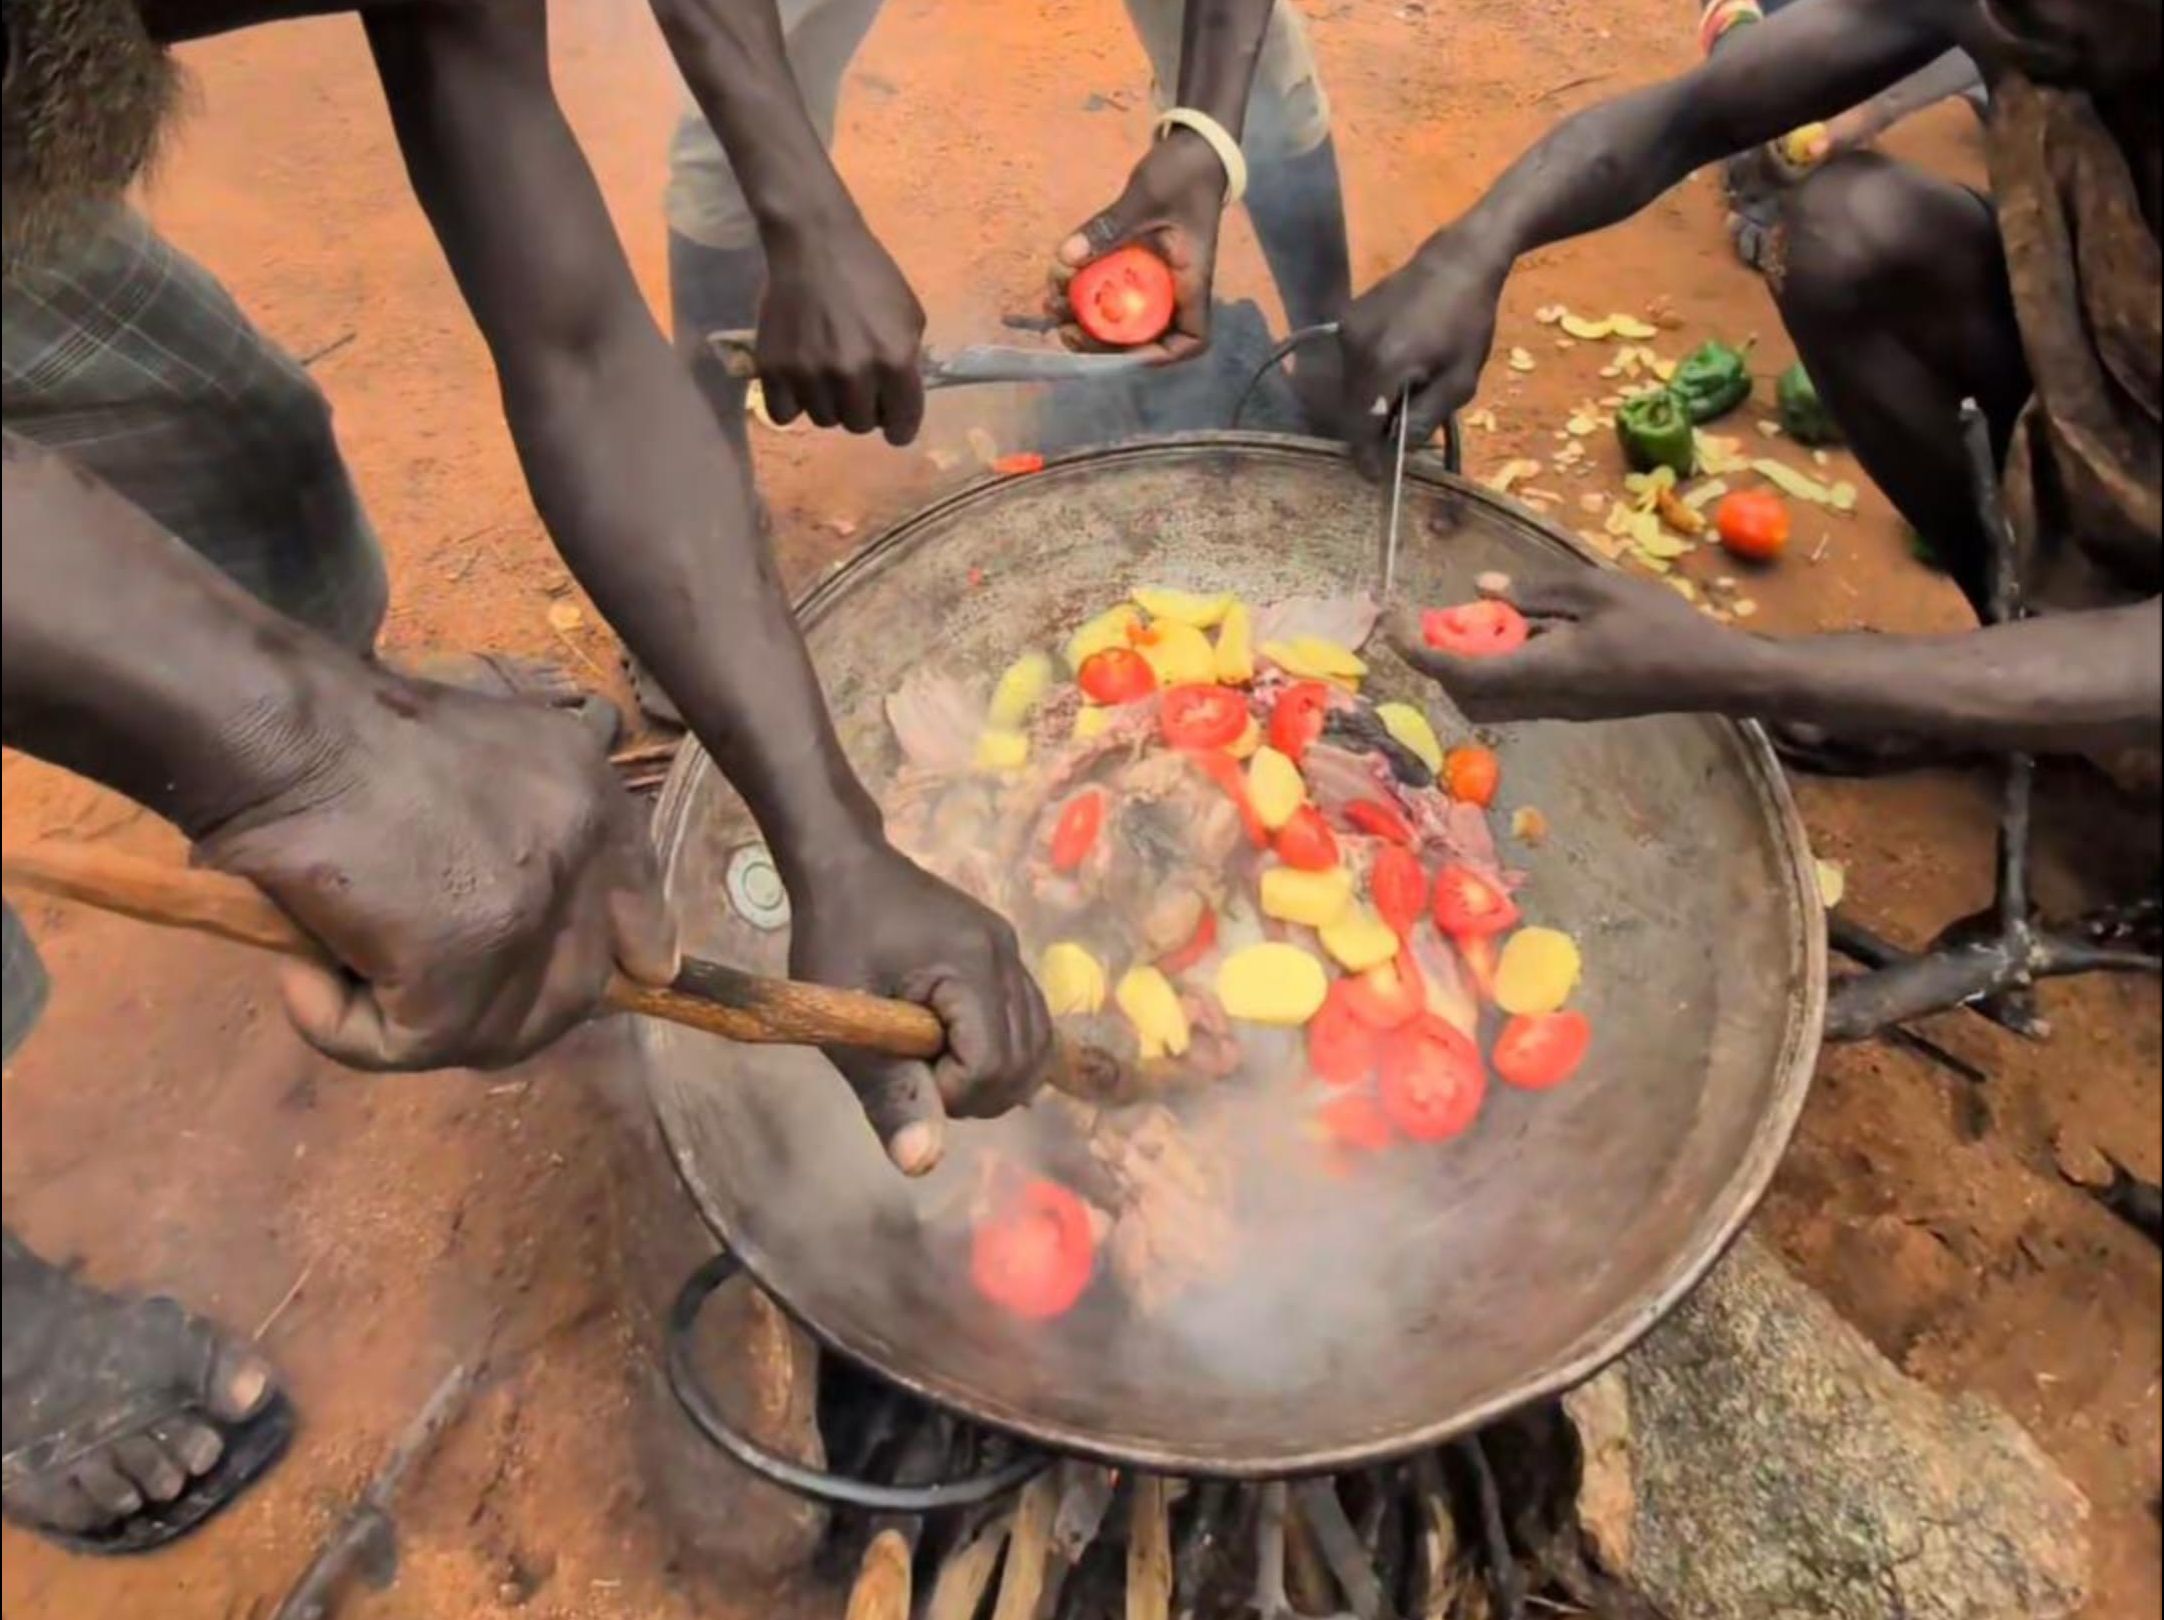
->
1153, 107, 1249, 208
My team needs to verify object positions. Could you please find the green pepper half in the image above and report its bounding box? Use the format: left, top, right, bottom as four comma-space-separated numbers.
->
1777, 361, 1844, 446
1671, 338, 1754, 424
1616, 389, 1697, 477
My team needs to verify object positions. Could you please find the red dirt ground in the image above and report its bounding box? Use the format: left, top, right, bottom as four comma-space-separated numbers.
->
2, 1, 2157, 1616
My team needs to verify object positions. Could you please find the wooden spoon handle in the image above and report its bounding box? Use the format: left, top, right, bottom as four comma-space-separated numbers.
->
0, 839, 947, 1056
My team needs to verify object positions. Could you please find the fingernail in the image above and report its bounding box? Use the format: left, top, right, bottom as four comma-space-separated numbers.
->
222, 1358, 273, 1417
889, 1122, 942, 1177
1058, 234, 1090, 265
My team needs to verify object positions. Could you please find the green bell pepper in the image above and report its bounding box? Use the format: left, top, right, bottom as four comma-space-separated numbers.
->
1777, 361, 1843, 446
1671, 338, 1754, 424
1615, 389, 1698, 477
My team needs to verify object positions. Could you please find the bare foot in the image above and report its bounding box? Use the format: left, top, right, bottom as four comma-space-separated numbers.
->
397, 650, 623, 748
2, 1233, 291, 1552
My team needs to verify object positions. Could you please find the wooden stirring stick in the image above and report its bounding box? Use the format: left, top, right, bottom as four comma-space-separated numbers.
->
1, 840, 1126, 1101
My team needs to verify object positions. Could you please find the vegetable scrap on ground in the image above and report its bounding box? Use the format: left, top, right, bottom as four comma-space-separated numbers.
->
883, 587, 1588, 1323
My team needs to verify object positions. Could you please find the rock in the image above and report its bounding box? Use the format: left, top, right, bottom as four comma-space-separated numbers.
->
1579, 1234, 2090, 1620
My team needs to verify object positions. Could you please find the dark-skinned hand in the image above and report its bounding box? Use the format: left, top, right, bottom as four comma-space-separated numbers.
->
758, 212, 928, 444
197, 671, 678, 1072
1388, 570, 1762, 725
1048, 133, 1228, 363
788, 841, 1052, 1177
1337, 227, 1511, 478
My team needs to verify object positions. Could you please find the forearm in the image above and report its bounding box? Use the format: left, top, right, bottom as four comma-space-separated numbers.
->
0, 432, 361, 836
1440, 0, 1953, 270
1172, 0, 1275, 136
367, 4, 884, 885
1717, 600, 2164, 753
652, 0, 862, 247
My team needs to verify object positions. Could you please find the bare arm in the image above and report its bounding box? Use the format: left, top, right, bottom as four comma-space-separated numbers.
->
646, 0, 924, 438
1394, 573, 2163, 757
1338, 0, 1963, 460
363, 0, 1046, 1166
1051, 0, 1277, 358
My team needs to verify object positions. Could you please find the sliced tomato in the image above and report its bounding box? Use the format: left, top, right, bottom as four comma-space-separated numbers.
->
1308, 982, 1381, 1086
1343, 955, 1424, 1030
1048, 789, 1106, 873
1193, 750, 1269, 847
991, 451, 1047, 476
1160, 684, 1251, 751
1077, 646, 1158, 705
1157, 907, 1218, 977
1378, 1017, 1487, 1142
1274, 805, 1341, 872
1344, 798, 1415, 847
1421, 600, 1530, 660
1317, 1092, 1394, 1152
1494, 1011, 1592, 1091
1069, 244, 1177, 348
1369, 846, 1430, 937
1268, 680, 1333, 764
970, 1179, 1097, 1321
1431, 865, 1521, 939
1443, 744, 1501, 809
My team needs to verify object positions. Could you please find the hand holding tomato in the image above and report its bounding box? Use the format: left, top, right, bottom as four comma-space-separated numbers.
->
1048, 133, 1228, 361
1388, 571, 1761, 726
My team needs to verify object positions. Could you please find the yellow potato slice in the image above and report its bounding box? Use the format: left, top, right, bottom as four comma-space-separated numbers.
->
1134, 621, 1217, 687
1039, 943, 1107, 1017
1214, 601, 1256, 685
1064, 604, 1141, 672
1375, 702, 1444, 777
1246, 746, 1307, 831
974, 729, 1029, 772
1116, 964, 1191, 1059
1259, 866, 1355, 930
1225, 714, 1262, 761
1320, 906, 1400, 973
1073, 705, 1114, 741
1133, 586, 1234, 629
1216, 943, 1330, 1027
1494, 927, 1583, 1016
987, 651, 1054, 730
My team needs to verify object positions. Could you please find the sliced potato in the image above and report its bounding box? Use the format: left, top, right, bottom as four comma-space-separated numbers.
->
1135, 620, 1217, 687
1494, 927, 1583, 1016
1375, 702, 1444, 776
1073, 704, 1114, 741
974, 729, 1030, 772
1260, 636, 1368, 688
1214, 601, 1256, 685
1259, 866, 1355, 930
1247, 746, 1307, 831
1040, 943, 1107, 1017
1216, 943, 1330, 1026
1133, 586, 1234, 629
1116, 964, 1191, 1059
1064, 604, 1141, 672
987, 651, 1054, 730
1320, 906, 1400, 973
1225, 713, 1262, 761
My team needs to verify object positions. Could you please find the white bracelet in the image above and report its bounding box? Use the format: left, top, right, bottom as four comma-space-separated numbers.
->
1154, 107, 1249, 208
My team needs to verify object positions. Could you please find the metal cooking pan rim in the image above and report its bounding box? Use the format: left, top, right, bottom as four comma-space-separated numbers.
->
643, 431, 1826, 1478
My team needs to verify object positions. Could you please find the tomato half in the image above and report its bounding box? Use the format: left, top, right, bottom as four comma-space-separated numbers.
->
1157, 907, 1218, 977
1308, 982, 1380, 1086
1160, 684, 1251, 751
1443, 744, 1501, 808
1431, 865, 1521, 939
1069, 245, 1177, 348
1378, 1017, 1487, 1142
1342, 956, 1424, 1030
1193, 750, 1270, 847
1493, 1010, 1592, 1091
1714, 489, 1791, 562
970, 1179, 1097, 1321
1317, 1092, 1394, 1152
1077, 646, 1157, 705
1274, 805, 1341, 872
1048, 789, 1106, 873
1369, 846, 1430, 937
1344, 798, 1415, 847
1268, 681, 1332, 764
1421, 600, 1530, 659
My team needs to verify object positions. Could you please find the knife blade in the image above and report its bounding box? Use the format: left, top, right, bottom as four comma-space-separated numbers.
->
703, 330, 1150, 391
1379, 383, 1412, 601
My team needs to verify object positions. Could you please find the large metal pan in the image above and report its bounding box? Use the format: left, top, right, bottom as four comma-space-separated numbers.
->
641, 433, 1824, 1479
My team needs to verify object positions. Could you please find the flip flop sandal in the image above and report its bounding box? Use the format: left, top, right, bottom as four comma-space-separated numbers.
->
1768, 720, 1981, 778
2, 1388, 296, 1557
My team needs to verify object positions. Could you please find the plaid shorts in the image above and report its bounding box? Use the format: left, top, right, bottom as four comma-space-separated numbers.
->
3, 204, 387, 1060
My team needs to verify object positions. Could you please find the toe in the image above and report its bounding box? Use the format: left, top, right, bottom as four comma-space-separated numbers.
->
13, 1475, 104, 1536
70, 1453, 145, 1523
113, 1435, 188, 1504
205, 1344, 276, 1424
152, 1417, 227, 1477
